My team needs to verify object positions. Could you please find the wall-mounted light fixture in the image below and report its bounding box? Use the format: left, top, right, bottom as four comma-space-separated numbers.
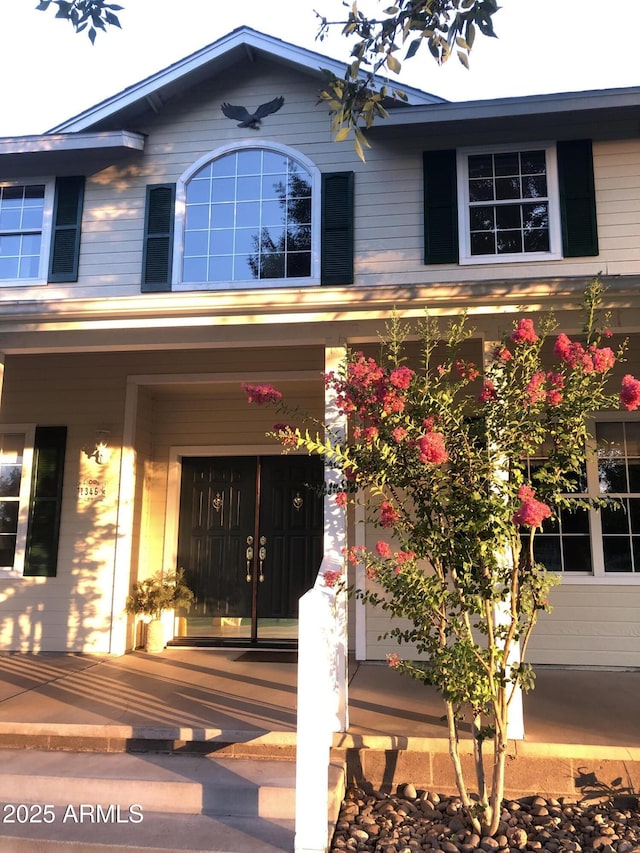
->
86, 429, 110, 464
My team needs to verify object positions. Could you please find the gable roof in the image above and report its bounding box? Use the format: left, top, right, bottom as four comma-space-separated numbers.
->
49, 26, 445, 134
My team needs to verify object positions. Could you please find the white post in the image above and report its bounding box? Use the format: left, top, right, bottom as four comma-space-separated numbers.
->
323, 344, 348, 731
294, 586, 336, 853
294, 344, 348, 853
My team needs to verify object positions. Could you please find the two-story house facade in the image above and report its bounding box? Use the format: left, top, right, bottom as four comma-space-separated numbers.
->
0, 27, 638, 666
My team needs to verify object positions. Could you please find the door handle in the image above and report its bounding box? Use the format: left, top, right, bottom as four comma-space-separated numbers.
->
259, 535, 267, 583
245, 535, 254, 582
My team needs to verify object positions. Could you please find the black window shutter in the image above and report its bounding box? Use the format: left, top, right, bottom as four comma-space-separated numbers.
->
321, 172, 354, 285
48, 176, 85, 283
423, 150, 459, 264
23, 426, 67, 578
557, 140, 599, 257
142, 184, 175, 292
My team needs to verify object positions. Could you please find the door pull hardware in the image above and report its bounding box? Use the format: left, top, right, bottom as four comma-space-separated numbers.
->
293, 491, 303, 511
212, 493, 223, 512
259, 535, 267, 582
245, 535, 254, 582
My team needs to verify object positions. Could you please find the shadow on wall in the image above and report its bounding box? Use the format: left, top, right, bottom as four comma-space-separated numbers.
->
0, 497, 121, 653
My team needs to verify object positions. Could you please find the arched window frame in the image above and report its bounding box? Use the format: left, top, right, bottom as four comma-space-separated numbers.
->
172, 140, 321, 290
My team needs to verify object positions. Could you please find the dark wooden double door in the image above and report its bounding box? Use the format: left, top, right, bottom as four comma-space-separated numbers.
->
177, 455, 323, 644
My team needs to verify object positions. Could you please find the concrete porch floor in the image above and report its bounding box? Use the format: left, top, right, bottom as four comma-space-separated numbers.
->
0, 648, 636, 749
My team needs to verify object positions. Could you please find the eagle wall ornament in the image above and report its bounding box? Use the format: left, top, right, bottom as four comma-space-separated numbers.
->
220, 96, 285, 129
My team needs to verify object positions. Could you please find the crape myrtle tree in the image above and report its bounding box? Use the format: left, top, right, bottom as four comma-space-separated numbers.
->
243, 281, 640, 834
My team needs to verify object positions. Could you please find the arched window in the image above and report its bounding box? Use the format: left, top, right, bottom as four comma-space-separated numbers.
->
180, 146, 316, 285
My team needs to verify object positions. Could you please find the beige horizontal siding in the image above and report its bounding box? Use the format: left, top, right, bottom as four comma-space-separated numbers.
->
3, 63, 637, 304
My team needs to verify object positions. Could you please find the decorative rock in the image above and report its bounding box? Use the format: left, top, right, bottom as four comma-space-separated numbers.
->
400, 783, 417, 800
350, 827, 370, 842
329, 791, 640, 853
510, 827, 528, 849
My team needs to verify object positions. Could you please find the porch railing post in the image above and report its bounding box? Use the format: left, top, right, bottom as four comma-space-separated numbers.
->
294, 344, 348, 852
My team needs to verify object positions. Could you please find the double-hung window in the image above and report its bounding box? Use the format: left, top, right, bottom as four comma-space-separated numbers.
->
0, 429, 34, 575
0, 182, 53, 283
457, 144, 562, 264
525, 419, 640, 579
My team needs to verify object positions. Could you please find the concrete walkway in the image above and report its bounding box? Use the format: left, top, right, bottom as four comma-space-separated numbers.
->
0, 648, 637, 748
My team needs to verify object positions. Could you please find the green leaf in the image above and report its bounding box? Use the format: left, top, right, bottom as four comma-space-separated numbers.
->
405, 38, 422, 60
386, 53, 402, 74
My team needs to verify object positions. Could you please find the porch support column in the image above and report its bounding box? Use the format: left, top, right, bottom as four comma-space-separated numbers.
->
324, 343, 348, 731
483, 339, 525, 741
108, 378, 139, 655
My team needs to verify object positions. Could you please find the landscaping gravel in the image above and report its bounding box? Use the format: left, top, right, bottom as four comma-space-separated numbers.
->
330, 787, 640, 853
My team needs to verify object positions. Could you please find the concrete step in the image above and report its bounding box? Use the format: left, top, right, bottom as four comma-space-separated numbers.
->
0, 750, 302, 818
0, 748, 345, 851
0, 813, 296, 852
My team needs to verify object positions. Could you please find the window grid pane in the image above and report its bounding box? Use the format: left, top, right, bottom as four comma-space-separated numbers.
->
0, 434, 24, 570
523, 457, 591, 573
183, 151, 312, 283
597, 422, 640, 572
468, 150, 550, 258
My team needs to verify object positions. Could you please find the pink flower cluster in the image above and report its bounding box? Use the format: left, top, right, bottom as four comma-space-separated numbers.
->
478, 379, 497, 403
343, 545, 367, 565
323, 569, 342, 588
493, 345, 513, 362
511, 318, 539, 345
242, 383, 282, 405
387, 652, 402, 669
554, 334, 616, 374
376, 541, 392, 558
379, 500, 399, 528
393, 549, 416, 574
389, 366, 414, 390
513, 484, 552, 528
374, 542, 416, 574
524, 372, 565, 407
335, 492, 348, 508
454, 359, 480, 382
621, 374, 640, 411
418, 431, 449, 465
329, 353, 414, 422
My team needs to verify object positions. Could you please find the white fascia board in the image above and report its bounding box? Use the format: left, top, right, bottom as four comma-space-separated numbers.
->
48, 26, 443, 134
375, 86, 640, 127
0, 130, 145, 156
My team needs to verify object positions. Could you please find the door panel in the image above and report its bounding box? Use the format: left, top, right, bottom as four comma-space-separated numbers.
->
176, 455, 323, 644
177, 457, 255, 633
257, 456, 323, 633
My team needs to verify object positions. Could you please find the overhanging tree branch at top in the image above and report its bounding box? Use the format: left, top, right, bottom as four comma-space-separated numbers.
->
35, 0, 123, 43
315, 0, 500, 159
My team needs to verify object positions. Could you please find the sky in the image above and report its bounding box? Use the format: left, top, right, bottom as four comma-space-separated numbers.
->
1, 0, 639, 137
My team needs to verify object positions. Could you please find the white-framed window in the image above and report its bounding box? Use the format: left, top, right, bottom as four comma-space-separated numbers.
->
173, 142, 320, 290
527, 417, 640, 581
0, 427, 35, 576
457, 143, 562, 265
0, 181, 54, 284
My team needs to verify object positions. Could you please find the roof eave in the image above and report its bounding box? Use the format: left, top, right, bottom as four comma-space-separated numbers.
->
372, 86, 640, 128
47, 26, 444, 134
0, 130, 145, 156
